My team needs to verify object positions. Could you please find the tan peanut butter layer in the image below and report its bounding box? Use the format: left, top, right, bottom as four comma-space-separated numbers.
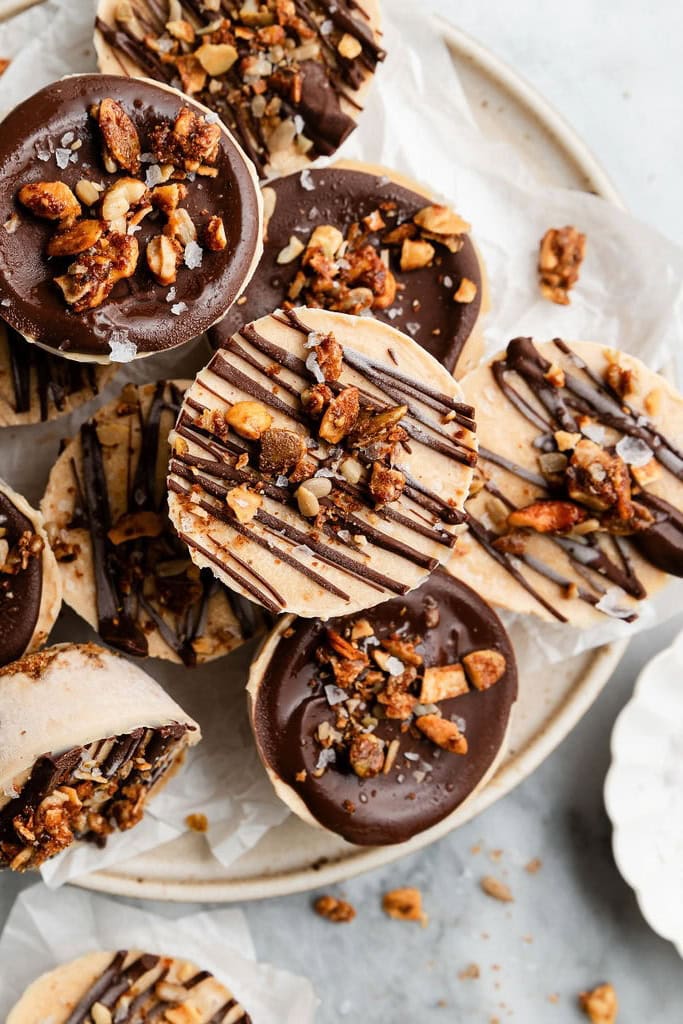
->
41, 380, 267, 664
167, 307, 478, 619
0, 479, 62, 668
95, 0, 385, 179
449, 338, 683, 627
8, 950, 251, 1024
211, 161, 488, 377
0, 74, 262, 361
0, 318, 117, 426
0, 643, 200, 872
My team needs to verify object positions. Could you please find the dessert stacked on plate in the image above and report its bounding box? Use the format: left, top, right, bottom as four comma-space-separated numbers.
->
0, 0, 682, 1014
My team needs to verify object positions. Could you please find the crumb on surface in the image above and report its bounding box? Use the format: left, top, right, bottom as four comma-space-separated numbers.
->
480, 876, 514, 903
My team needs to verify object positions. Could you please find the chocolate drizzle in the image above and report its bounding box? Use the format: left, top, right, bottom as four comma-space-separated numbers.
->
0, 489, 43, 666
95, 1, 385, 177
253, 569, 517, 845
466, 337, 683, 622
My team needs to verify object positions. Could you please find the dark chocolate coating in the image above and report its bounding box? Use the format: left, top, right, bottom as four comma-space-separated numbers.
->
253, 569, 517, 846
0, 490, 42, 667
0, 75, 261, 358
210, 167, 483, 373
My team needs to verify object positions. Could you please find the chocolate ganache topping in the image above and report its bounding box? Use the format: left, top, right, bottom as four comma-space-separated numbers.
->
252, 569, 517, 845
210, 166, 483, 373
95, 0, 385, 178
0, 74, 261, 359
0, 490, 44, 667
464, 337, 683, 624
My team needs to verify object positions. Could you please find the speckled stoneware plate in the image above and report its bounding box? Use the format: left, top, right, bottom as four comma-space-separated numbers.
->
0, 10, 629, 901
605, 631, 683, 958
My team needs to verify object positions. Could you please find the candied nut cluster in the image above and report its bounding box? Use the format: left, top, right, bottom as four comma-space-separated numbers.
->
579, 983, 619, 1024
382, 887, 427, 924
101, 0, 385, 176
290, 606, 507, 785
15, 98, 226, 313
538, 225, 586, 305
0, 529, 44, 575
313, 894, 356, 923
278, 201, 475, 317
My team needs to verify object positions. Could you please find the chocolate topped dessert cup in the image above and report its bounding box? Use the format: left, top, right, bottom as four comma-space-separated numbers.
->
247, 569, 517, 846
0, 318, 117, 426
449, 338, 683, 627
41, 380, 266, 664
167, 307, 478, 619
0, 74, 262, 362
0, 643, 200, 872
94, 0, 385, 179
211, 162, 487, 376
0, 479, 62, 669
8, 951, 251, 1024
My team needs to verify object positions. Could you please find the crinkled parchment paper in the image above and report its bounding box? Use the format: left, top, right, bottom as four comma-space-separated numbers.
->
0, 884, 319, 1022
0, 0, 682, 881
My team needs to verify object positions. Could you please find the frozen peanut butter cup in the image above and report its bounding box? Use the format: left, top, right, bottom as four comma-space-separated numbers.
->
247, 569, 517, 846
167, 307, 478, 619
0, 643, 200, 872
0, 479, 62, 668
8, 951, 251, 1024
95, 0, 385, 179
211, 162, 486, 376
0, 318, 116, 426
41, 380, 266, 664
449, 337, 683, 627
0, 74, 262, 362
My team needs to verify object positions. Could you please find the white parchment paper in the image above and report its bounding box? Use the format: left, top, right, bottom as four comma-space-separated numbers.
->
0, 0, 682, 881
0, 884, 319, 1022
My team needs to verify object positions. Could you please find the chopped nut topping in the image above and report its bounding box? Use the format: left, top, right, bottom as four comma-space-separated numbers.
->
55, 233, 139, 312
579, 984, 618, 1024
453, 277, 478, 303
319, 386, 360, 444
349, 733, 385, 778
420, 663, 469, 703
185, 812, 209, 833
204, 215, 227, 251
507, 500, 587, 534
314, 895, 356, 923
538, 225, 586, 305
226, 400, 273, 439
414, 204, 470, 237
400, 237, 435, 272
314, 333, 344, 382
277, 234, 305, 264
462, 649, 506, 691
480, 876, 514, 902
151, 182, 188, 215
150, 106, 221, 173
369, 462, 405, 506
416, 714, 468, 754
226, 483, 262, 523
259, 427, 305, 473
382, 887, 427, 925
296, 483, 320, 518
47, 219, 104, 258
146, 233, 181, 287
18, 181, 81, 222
604, 358, 635, 398
96, 97, 141, 173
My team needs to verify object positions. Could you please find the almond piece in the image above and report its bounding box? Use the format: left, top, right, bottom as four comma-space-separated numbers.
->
419, 663, 469, 703
204, 215, 227, 251
151, 183, 188, 215
75, 179, 102, 206
400, 237, 435, 271
164, 208, 197, 246
507, 500, 587, 533
258, 427, 305, 474
146, 234, 181, 286
306, 224, 344, 260
226, 400, 272, 440
195, 42, 239, 75
277, 234, 305, 264
97, 97, 141, 173
462, 649, 506, 691
480, 876, 514, 902
18, 181, 81, 221
453, 277, 478, 303
101, 177, 147, 222
166, 18, 195, 43
47, 219, 104, 257
414, 204, 470, 236
416, 714, 468, 754
296, 484, 319, 518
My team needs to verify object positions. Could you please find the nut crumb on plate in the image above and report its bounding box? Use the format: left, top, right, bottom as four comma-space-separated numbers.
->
579, 983, 618, 1024
480, 876, 514, 902
382, 886, 428, 925
314, 894, 356, 923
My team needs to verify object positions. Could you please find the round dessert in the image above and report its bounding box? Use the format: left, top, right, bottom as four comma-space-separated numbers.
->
0, 74, 263, 362
247, 569, 517, 846
167, 307, 478, 619
211, 162, 487, 376
41, 379, 266, 664
0, 642, 200, 872
449, 337, 683, 627
0, 318, 116, 426
7, 950, 251, 1024
95, 0, 385, 179
0, 478, 62, 668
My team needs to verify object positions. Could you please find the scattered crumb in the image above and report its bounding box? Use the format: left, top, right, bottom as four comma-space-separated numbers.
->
0, 59, 10, 76
313, 895, 356, 923
382, 886, 428, 925
458, 963, 480, 981
548, 993, 560, 1004
579, 983, 618, 1024
436, 1000, 447, 1008
480, 876, 514, 903
525, 857, 543, 874
489, 848, 504, 862
470, 842, 482, 855
185, 812, 208, 833
521, 934, 534, 944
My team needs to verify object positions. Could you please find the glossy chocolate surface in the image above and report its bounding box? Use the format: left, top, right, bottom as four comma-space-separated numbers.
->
0, 490, 42, 667
211, 167, 482, 373
253, 569, 517, 846
0, 75, 261, 357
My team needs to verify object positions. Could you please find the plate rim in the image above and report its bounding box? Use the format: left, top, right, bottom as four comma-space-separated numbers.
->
73, 20, 629, 901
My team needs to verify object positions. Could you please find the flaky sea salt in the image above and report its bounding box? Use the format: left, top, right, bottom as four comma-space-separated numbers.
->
616, 435, 653, 467
140, 152, 155, 164
581, 421, 606, 444
145, 164, 165, 187
55, 148, 71, 169
405, 321, 420, 336
324, 684, 347, 706
300, 168, 315, 191
275, 474, 289, 488
320, 18, 334, 34
166, 287, 176, 303
386, 655, 405, 676
108, 333, 137, 362
305, 350, 324, 383
184, 241, 203, 270
60, 131, 74, 146
205, 111, 220, 124
595, 586, 634, 619
170, 302, 188, 315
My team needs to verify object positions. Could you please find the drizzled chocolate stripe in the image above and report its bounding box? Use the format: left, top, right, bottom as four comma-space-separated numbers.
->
178, 529, 285, 614
101, 728, 145, 779
209, 350, 307, 424
63, 951, 129, 1024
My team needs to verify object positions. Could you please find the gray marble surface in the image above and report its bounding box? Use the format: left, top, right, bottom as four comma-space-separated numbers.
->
2, 1, 683, 1020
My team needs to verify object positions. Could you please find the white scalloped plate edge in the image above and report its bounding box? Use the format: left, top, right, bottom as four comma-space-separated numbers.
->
605, 631, 683, 957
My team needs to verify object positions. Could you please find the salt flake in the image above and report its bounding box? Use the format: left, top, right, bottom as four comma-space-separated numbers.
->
616, 435, 653, 467
108, 334, 137, 363
300, 169, 315, 191
324, 684, 347, 706
595, 586, 633, 619
55, 148, 71, 170
171, 302, 188, 315
145, 164, 165, 187
184, 241, 203, 270
305, 350, 324, 383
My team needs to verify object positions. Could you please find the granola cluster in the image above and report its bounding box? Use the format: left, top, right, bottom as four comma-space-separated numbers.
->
275, 202, 477, 317
101, 0, 384, 173
194, 328, 414, 524
538, 225, 586, 305
16, 98, 226, 314
297, 608, 506, 784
